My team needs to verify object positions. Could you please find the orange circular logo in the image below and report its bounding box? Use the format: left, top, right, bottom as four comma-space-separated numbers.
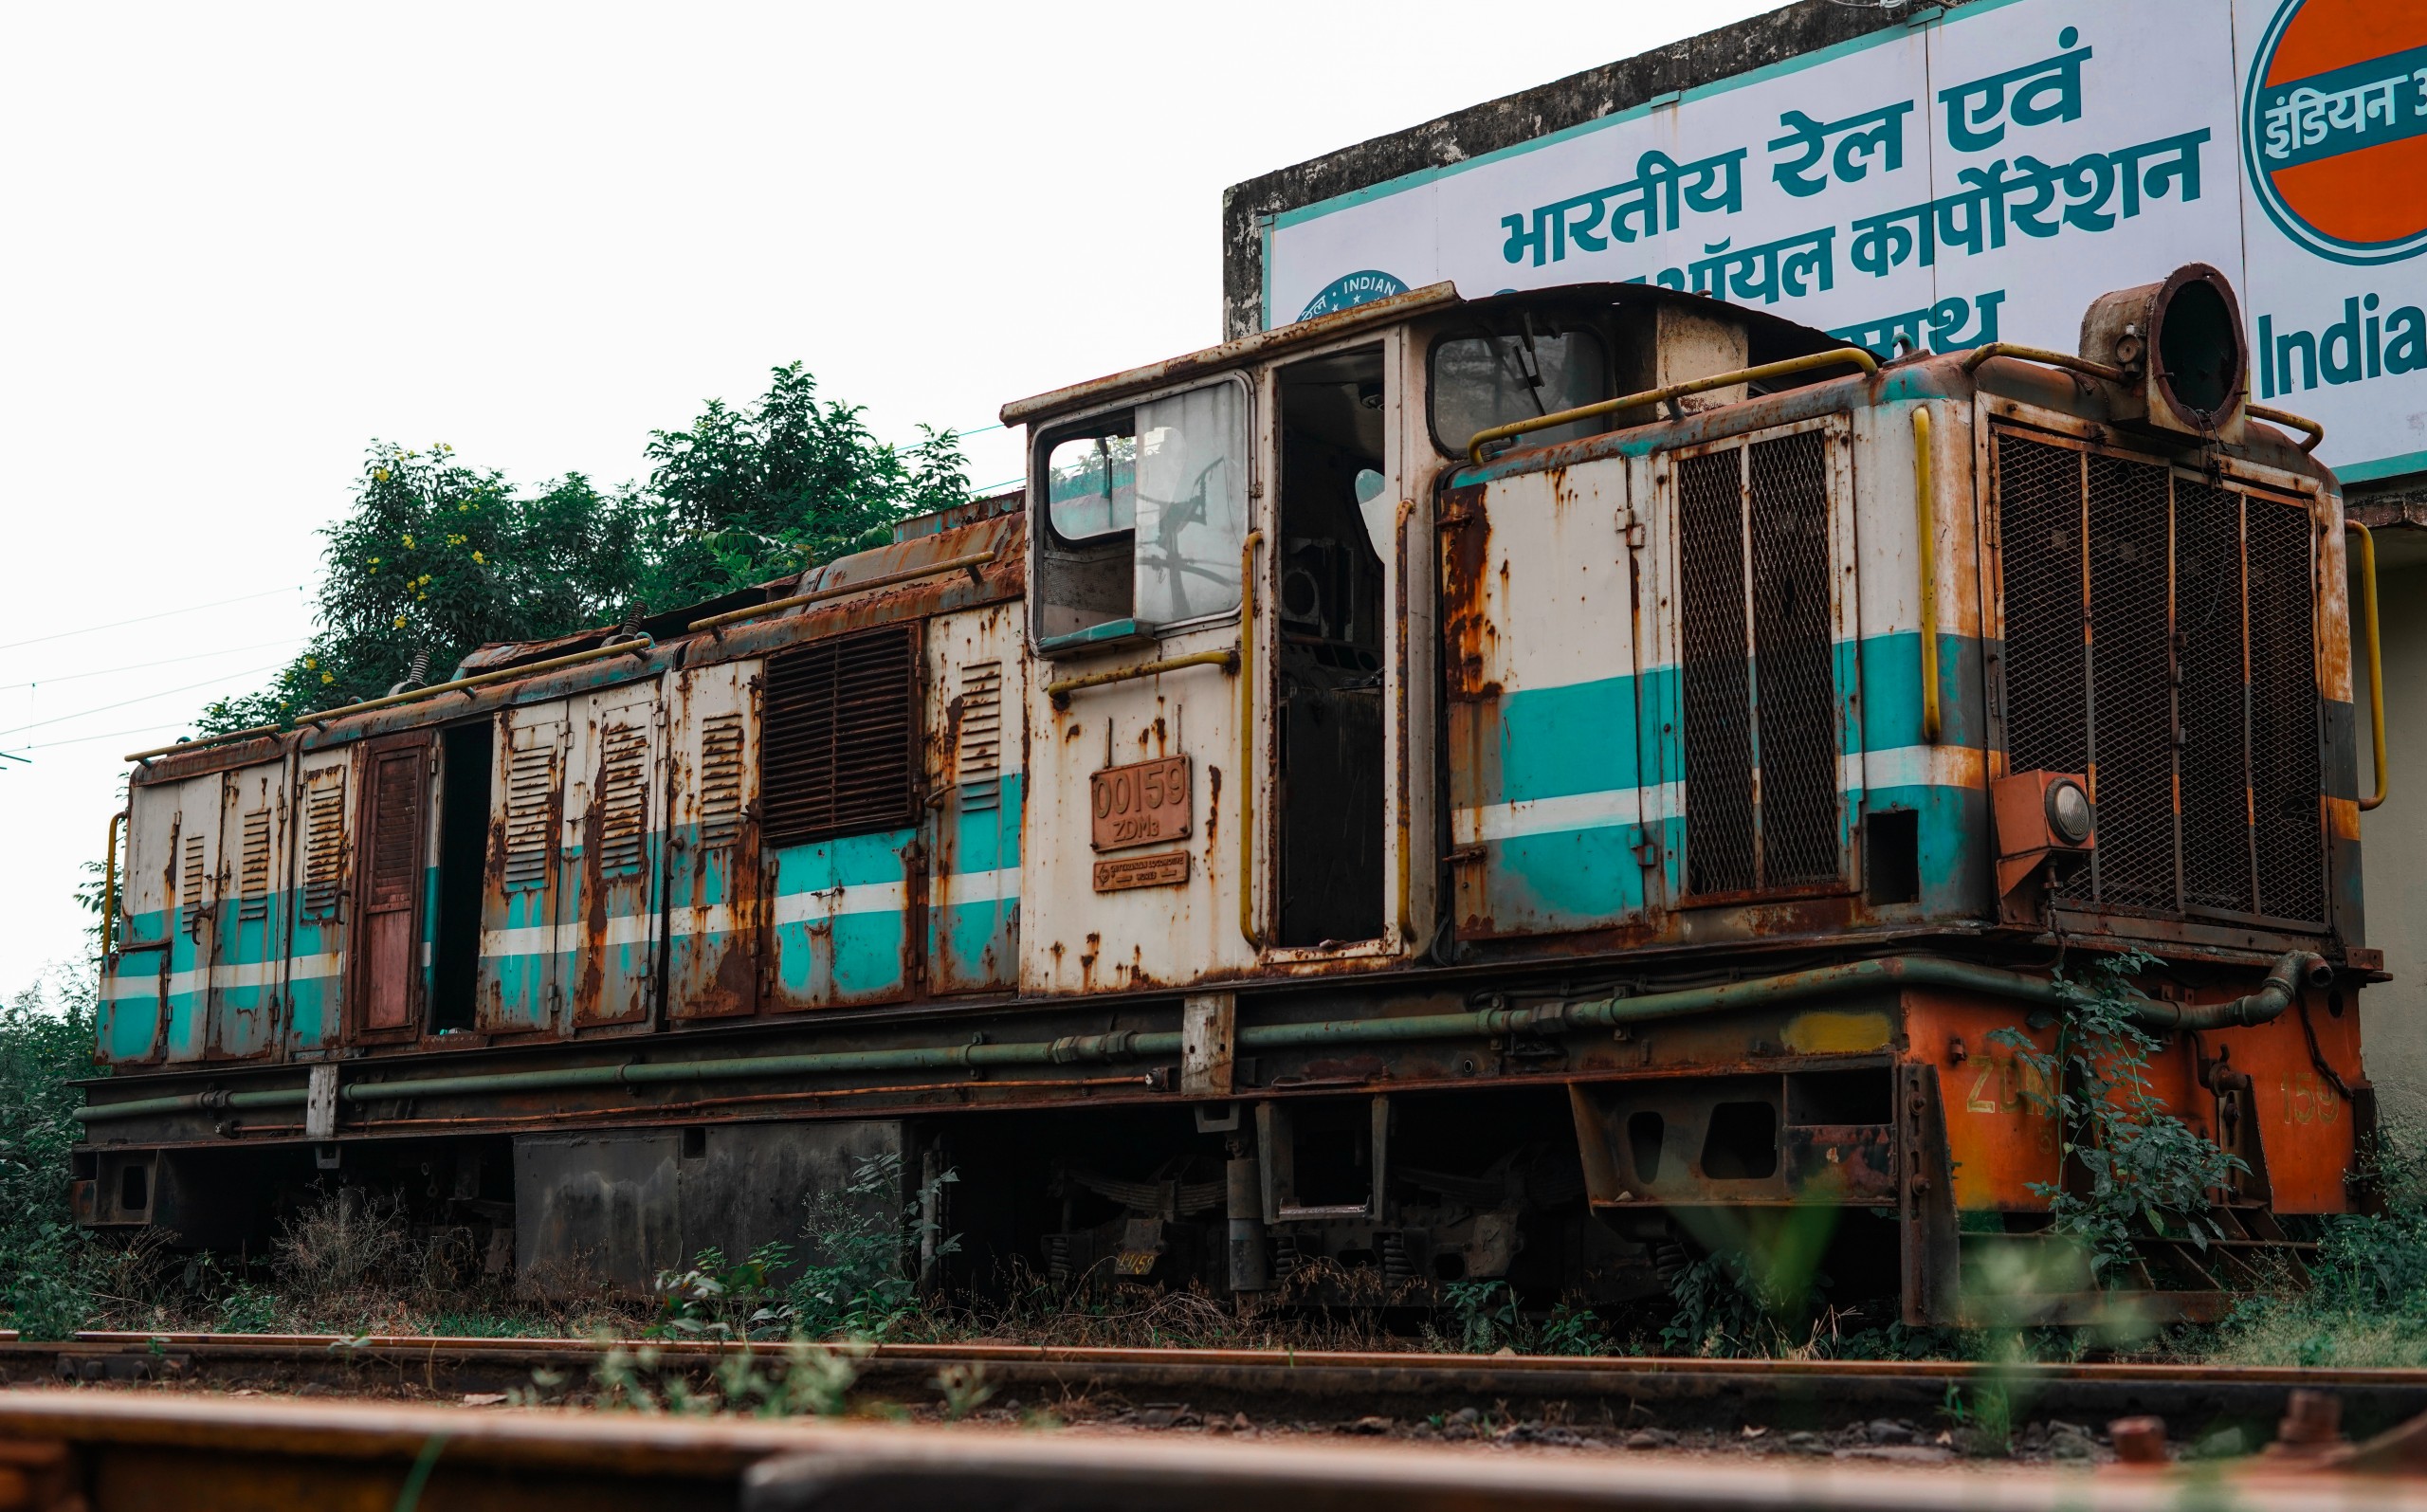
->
2243, 0, 2427, 264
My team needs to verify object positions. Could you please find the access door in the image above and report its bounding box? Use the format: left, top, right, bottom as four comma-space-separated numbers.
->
352, 733, 431, 1039
666, 659, 763, 1019
209, 759, 289, 1060
285, 746, 356, 1053
562, 681, 666, 1028
479, 704, 570, 1034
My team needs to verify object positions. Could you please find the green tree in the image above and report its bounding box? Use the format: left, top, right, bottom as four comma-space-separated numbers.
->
198, 364, 965, 736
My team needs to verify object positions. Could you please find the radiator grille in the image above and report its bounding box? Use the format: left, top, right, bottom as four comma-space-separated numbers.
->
501, 740, 557, 891
181, 831, 209, 936
1676, 428, 1844, 896
595, 725, 651, 877
1679, 448, 1756, 896
301, 774, 347, 920
236, 807, 273, 922
696, 713, 746, 849
367, 749, 428, 907
763, 625, 921, 847
957, 661, 1004, 812
1994, 428, 2324, 925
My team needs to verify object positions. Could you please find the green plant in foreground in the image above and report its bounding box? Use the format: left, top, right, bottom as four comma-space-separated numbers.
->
1989, 950, 2244, 1280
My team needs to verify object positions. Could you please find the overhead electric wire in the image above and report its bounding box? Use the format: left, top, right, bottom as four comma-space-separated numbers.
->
0, 635, 307, 691
6, 663, 287, 737
0, 584, 305, 655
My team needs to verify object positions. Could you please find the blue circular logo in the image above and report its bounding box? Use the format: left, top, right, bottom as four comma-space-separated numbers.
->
1297, 270, 1409, 322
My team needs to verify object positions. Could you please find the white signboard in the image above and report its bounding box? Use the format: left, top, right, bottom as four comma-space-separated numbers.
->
1264, 0, 2427, 482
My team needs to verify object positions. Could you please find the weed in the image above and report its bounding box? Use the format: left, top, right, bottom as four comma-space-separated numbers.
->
787, 1152, 957, 1340
1443, 1279, 1521, 1353
648, 1244, 795, 1340
931, 1362, 995, 1420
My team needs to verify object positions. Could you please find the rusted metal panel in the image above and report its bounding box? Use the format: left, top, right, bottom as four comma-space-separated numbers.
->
562, 680, 666, 1029
206, 760, 288, 1061
479, 702, 570, 1035
666, 660, 763, 1020
351, 735, 429, 1041
283, 746, 356, 1054
1091, 756, 1191, 851
97, 777, 191, 1066
926, 605, 1024, 995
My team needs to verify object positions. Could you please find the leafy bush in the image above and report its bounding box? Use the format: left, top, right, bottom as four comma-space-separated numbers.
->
786, 1151, 956, 1340
0, 971, 103, 1338
2210, 1120, 2427, 1366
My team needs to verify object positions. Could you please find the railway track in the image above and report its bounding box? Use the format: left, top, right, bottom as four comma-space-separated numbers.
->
8, 1331, 2427, 1447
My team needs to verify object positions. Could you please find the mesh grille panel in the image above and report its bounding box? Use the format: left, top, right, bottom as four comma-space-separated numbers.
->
763, 625, 920, 847
1748, 430, 1841, 886
1678, 447, 1756, 895
2248, 497, 2324, 922
2175, 481, 2254, 914
1996, 434, 2089, 775
2084, 454, 2177, 911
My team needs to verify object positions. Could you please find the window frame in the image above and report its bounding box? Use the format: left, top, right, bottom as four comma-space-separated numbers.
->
1424, 322, 1615, 462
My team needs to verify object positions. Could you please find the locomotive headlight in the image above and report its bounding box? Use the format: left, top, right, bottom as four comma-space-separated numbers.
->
2044, 777, 2094, 847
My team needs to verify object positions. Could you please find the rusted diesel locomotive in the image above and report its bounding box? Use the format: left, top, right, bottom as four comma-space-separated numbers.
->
82, 265, 2385, 1323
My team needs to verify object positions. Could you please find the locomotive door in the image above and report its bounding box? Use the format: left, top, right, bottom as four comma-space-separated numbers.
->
352, 734, 430, 1039
285, 747, 356, 1053
208, 759, 289, 1060
1439, 447, 1651, 938
479, 704, 569, 1034
562, 681, 665, 1028
97, 784, 175, 1066
666, 659, 761, 1019
155, 771, 226, 1064
926, 610, 1023, 994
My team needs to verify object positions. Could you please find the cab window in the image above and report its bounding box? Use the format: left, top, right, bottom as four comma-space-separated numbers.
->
1429, 326, 1610, 458
1033, 379, 1248, 651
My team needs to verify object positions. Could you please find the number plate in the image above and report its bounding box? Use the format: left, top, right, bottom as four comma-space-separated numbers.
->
1090, 755, 1192, 853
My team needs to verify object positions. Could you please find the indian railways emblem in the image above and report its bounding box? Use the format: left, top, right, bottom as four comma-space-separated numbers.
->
1296, 269, 1408, 322
2242, 0, 2427, 265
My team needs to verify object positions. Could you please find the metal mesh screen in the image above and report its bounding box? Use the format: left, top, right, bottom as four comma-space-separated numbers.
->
1678, 447, 1756, 896
1748, 430, 1841, 886
2248, 497, 2324, 923
2084, 454, 2177, 911
1994, 428, 2325, 928
2175, 481, 2255, 915
763, 624, 921, 847
1996, 434, 2089, 776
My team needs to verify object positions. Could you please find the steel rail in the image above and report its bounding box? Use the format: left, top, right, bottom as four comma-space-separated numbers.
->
2251, 402, 2327, 453
2348, 520, 2387, 811
1238, 528, 1265, 947
1957, 342, 2131, 385
1043, 647, 1239, 707
71, 950, 2331, 1126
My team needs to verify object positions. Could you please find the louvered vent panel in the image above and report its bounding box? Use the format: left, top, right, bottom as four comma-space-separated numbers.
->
1997, 433, 2089, 775
1747, 430, 1840, 887
2084, 454, 2178, 911
1678, 448, 1755, 896
957, 661, 1003, 811
302, 776, 348, 920
763, 625, 920, 847
1993, 428, 2325, 927
2175, 482, 2255, 915
367, 752, 425, 906
502, 742, 557, 890
2248, 497, 2324, 923
697, 714, 746, 848
236, 808, 273, 922
181, 831, 209, 936
596, 726, 650, 877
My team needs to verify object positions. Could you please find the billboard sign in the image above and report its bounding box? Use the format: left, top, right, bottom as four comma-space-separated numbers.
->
1261, 0, 2426, 482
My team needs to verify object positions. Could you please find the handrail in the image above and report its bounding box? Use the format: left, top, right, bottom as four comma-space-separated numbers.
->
2348, 521, 2387, 811
1045, 647, 1239, 708
1956, 342, 2130, 385
100, 811, 125, 962
1238, 530, 1265, 948
303, 638, 653, 728
688, 550, 998, 633
122, 722, 283, 764
2251, 403, 2327, 454
1464, 347, 1880, 465
1913, 405, 1940, 745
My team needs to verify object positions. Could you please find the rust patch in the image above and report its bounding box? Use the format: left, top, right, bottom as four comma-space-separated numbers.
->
1439, 482, 1494, 702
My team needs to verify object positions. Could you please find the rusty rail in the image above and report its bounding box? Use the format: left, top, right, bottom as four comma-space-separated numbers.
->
1238, 529, 1265, 947
2349, 520, 2387, 811
1463, 347, 1880, 465
688, 551, 998, 633
98, 811, 124, 963
1912, 404, 1940, 745
2252, 402, 2327, 453
1957, 342, 2132, 385
1044, 647, 1239, 708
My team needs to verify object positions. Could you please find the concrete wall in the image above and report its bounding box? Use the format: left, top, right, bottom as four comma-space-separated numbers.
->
2358, 532, 2427, 1129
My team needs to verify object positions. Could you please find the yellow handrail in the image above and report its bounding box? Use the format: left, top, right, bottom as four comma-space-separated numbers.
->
1913, 405, 1940, 745
1238, 530, 1265, 948
1043, 647, 1238, 707
2251, 403, 2327, 454
689, 551, 997, 633
100, 811, 125, 961
1957, 342, 2130, 385
1464, 347, 1879, 465
2348, 520, 2386, 811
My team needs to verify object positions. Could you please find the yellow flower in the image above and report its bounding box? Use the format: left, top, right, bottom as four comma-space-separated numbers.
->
374, 468, 390, 483
471, 550, 485, 564
417, 574, 430, 586
416, 591, 427, 601
303, 656, 316, 670
459, 503, 470, 512
320, 672, 335, 684
393, 615, 408, 628
401, 534, 414, 549
368, 556, 380, 565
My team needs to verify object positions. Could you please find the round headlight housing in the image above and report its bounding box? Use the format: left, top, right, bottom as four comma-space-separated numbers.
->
2044, 778, 2094, 847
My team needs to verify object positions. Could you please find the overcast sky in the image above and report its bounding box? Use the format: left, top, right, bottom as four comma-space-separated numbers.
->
0, 0, 1777, 996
